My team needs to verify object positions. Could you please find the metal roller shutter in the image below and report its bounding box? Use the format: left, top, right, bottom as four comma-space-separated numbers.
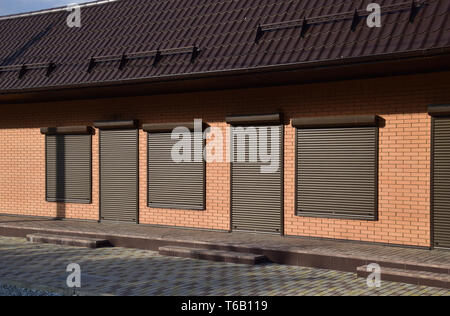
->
296, 127, 378, 220
231, 125, 283, 234
148, 132, 205, 209
100, 129, 138, 222
433, 117, 450, 248
46, 134, 91, 203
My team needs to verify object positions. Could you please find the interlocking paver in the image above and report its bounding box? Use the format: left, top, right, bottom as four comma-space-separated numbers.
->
0, 236, 449, 296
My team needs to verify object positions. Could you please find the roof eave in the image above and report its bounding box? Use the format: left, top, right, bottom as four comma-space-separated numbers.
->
1, 47, 449, 103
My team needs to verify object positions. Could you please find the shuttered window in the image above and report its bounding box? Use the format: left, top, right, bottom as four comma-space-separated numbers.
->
432, 117, 450, 248
294, 116, 378, 220
45, 134, 92, 203
147, 131, 205, 210
231, 125, 283, 233
99, 128, 138, 222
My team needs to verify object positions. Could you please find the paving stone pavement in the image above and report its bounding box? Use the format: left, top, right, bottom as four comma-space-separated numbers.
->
0, 236, 449, 296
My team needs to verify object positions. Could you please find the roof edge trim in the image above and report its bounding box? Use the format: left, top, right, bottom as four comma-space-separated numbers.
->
1, 47, 448, 96
0, 0, 119, 21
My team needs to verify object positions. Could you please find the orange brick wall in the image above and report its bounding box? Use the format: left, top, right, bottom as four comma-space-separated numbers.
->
0, 71, 449, 246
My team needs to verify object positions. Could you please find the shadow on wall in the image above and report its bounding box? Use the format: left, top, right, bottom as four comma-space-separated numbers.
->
1, 70, 448, 130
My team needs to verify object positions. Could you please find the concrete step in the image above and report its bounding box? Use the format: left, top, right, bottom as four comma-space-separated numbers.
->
26, 233, 110, 249
356, 265, 450, 289
159, 246, 268, 265
367, 259, 450, 275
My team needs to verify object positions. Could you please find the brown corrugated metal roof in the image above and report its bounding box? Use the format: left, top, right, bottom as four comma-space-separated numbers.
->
0, 0, 448, 93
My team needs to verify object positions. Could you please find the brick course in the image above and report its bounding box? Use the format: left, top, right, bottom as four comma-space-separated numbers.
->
0, 71, 449, 247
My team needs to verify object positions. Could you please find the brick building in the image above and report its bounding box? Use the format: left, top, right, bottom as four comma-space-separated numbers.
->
0, 0, 449, 249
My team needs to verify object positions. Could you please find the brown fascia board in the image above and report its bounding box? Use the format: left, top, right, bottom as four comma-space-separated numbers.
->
225, 113, 282, 125
93, 120, 137, 129
143, 122, 209, 132
40, 126, 94, 135
428, 104, 450, 116
292, 115, 380, 128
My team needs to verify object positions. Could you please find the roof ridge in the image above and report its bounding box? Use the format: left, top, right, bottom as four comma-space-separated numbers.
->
0, 0, 120, 21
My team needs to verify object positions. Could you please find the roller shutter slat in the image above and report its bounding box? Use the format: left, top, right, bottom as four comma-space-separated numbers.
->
297, 127, 377, 220
148, 132, 205, 209
231, 126, 283, 234
100, 129, 138, 222
433, 118, 450, 248
46, 135, 91, 203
